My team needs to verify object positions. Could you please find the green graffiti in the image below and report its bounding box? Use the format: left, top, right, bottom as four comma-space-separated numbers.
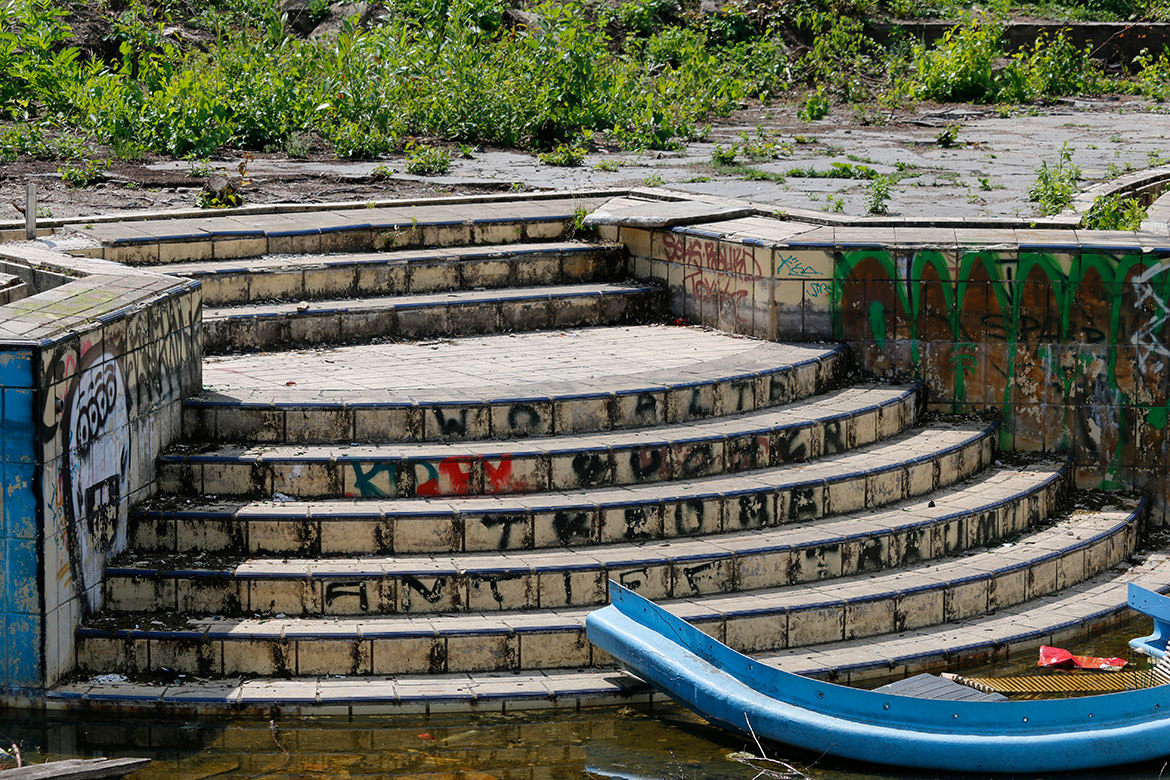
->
868, 301, 886, 347
832, 244, 1170, 493
350, 462, 397, 497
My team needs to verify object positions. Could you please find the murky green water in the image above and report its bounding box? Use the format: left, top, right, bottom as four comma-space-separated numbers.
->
5, 616, 1170, 780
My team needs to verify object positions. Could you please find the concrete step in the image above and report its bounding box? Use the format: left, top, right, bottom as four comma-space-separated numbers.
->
160, 383, 922, 498
74, 500, 1142, 678
104, 460, 1070, 616
147, 420, 996, 541
187, 330, 850, 444
135, 420, 995, 556
165, 242, 623, 306
54, 546, 1168, 715
202, 283, 666, 353
65, 195, 614, 265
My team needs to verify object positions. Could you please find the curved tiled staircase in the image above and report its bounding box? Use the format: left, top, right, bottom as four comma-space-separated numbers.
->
53, 197, 1156, 713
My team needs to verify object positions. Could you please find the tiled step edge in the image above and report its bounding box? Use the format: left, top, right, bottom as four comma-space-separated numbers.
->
201, 283, 666, 353
134, 420, 997, 553
161, 383, 922, 497
74, 501, 1139, 677
183, 342, 852, 444
103, 460, 1070, 616
178, 242, 623, 306
50, 551, 1167, 716
66, 196, 614, 265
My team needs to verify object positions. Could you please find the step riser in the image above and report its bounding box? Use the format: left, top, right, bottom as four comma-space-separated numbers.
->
104, 469, 1070, 616
108, 216, 581, 266
135, 426, 996, 555
162, 394, 920, 499
202, 288, 665, 353
196, 248, 623, 307
75, 511, 1139, 677
182, 347, 852, 444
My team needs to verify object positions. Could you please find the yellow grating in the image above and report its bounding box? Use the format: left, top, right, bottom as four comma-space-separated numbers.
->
949, 671, 1169, 696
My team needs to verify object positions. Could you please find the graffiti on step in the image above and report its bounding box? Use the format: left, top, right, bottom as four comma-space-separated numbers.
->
61, 348, 131, 612
831, 247, 1170, 507
349, 462, 398, 497
324, 581, 369, 612
660, 232, 764, 327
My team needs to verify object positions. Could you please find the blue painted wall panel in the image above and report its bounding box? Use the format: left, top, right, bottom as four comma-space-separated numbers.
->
0, 347, 41, 688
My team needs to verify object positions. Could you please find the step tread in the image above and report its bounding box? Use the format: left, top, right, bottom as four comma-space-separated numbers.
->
204, 282, 657, 320
194, 328, 843, 406
162, 241, 614, 277
67, 196, 613, 245
59, 551, 1165, 710
155, 417, 993, 499
110, 461, 1066, 580
84, 502, 1136, 639
166, 383, 917, 462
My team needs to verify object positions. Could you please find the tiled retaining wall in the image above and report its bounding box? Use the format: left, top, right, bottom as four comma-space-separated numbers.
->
611, 218, 1170, 524
0, 246, 201, 690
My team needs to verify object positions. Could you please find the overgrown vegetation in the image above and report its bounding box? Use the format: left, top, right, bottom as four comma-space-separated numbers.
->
1081, 193, 1148, 229
3, 0, 1170, 164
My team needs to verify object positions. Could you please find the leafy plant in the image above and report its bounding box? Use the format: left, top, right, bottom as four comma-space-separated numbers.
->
539, 144, 587, 166
1081, 193, 1147, 230
196, 155, 251, 208
59, 158, 109, 187
865, 174, 892, 214
405, 142, 452, 175
711, 144, 739, 166
797, 86, 830, 121
1029, 143, 1081, 215
901, 17, 1102, 103
935, 124, 960, 147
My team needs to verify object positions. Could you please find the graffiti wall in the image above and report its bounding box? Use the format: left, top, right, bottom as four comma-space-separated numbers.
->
0, 244, 202, 690
621, 221, 1170, 525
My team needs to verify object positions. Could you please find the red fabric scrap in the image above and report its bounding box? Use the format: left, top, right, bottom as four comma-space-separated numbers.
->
1038, 645, 1127, 671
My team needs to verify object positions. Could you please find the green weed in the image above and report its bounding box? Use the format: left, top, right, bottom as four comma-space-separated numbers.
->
1081, 193, 1147, 230
711, 144, 739, 166
1028, 143, 1081, 215
797, 86, 831, 121
865, 174, 892, 214
59, 158, 109, 187
785, 162, 879, 179
539, 144, 587, 166
405, 142, 452, 175
935, 124, 960, 147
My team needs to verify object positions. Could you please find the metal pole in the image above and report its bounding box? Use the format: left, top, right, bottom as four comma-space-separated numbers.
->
24, 183, 35, 240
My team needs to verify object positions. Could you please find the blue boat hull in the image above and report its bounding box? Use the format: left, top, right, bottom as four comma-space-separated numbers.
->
585, 583, 1170, 773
